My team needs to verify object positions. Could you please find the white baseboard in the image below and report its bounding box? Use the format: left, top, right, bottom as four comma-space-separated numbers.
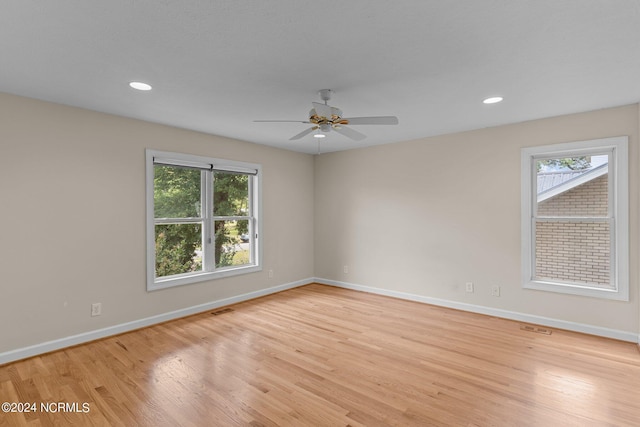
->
3, 277, 636, 365
315, 277, 639, 343
0, 278, 312, 366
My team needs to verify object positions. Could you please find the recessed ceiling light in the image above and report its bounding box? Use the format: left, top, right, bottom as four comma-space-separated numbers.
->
483, 96, 503, 104
313, 133, 326, 138
129, 81, 152, 91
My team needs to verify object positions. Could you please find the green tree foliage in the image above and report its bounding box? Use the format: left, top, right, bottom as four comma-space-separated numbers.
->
154, 166, 202, 277
155, 224, 202, 277
153, 166, 250, 277
214, 172, 249, 268
537, 156, 591, 172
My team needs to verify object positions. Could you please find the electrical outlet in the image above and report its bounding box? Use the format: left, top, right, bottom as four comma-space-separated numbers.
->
91, 303, 102, 317
465, 282, 474, 293
268, 269, 274, 278
343, 265, 349, 274
491, 286, 501, 297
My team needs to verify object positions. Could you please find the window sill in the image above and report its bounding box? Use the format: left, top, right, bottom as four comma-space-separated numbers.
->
148, 264, 262, 291
523, 279, 628, 301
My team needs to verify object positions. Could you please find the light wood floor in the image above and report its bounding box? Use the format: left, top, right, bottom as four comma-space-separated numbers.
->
1, 284, 639, 426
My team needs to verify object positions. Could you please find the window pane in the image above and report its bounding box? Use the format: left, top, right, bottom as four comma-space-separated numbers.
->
213, 172, 249, 216
214, 220, 250, 268
154, 165, 202, 218
155, 223, 203, 277
536, 156, 608, 218
535, 220, 611, 289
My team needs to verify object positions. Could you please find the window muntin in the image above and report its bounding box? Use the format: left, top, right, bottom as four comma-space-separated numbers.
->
146, 150, 261, 290
521, 137, 628, 300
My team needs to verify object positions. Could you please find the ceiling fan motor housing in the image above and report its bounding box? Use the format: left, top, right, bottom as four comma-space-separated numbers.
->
309, 107, 343, 121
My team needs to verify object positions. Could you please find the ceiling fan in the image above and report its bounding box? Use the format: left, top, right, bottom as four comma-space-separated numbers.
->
254, 89, 399, 141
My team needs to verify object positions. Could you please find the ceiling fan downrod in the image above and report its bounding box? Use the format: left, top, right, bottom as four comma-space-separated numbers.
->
318, 89, 332, 104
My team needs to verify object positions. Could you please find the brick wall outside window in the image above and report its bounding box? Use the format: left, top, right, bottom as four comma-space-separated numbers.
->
537, 174, 608, 217
534, 174, 611, 288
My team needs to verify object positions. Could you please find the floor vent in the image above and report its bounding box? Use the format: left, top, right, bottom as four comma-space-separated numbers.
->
211, 308, 234, 316
520, 325, 552, 335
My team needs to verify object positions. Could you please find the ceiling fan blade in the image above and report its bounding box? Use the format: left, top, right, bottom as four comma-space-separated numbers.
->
312, 102, 334, 119
343, 116, 399, 125
254, 120, 310, 123
333, 126, 366, 141
289, 127, 316, 140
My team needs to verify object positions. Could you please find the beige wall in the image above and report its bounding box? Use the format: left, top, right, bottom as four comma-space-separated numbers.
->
0, 93, 315, 353
315, 104, 639, 334
1, 92, 638, 357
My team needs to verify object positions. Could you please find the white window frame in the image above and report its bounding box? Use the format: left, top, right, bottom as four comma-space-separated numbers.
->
146, 149, 262, 291
521, 136, 628, 301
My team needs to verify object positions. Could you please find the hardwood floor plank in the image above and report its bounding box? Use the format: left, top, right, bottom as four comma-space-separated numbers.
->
1, 284, 639, 426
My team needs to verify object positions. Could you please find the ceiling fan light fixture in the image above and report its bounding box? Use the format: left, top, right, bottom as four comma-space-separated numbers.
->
483, 96, 503, 104
319, 123, 331, 132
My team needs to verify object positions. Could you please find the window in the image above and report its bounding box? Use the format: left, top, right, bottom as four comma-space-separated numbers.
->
146, 149, 261, 290
521, 137, 628, 300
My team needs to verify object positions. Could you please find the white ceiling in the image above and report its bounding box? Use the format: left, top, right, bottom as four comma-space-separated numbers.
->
2, 1, 639, 154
